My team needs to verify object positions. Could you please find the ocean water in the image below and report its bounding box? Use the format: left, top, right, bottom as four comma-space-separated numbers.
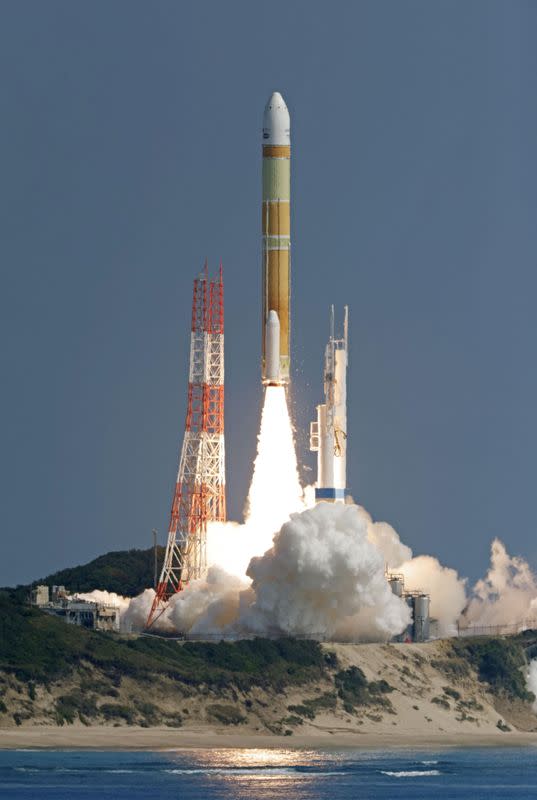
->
1, 746, 537, 799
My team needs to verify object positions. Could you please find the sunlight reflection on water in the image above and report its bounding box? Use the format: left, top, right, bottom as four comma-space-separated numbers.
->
164, 748, 348, 797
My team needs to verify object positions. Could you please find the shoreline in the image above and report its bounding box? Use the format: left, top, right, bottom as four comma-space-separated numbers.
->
2, 727, 537, 751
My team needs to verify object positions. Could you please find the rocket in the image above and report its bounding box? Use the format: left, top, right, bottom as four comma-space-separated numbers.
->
310, 307, 349, 502
262, 91, 291, 386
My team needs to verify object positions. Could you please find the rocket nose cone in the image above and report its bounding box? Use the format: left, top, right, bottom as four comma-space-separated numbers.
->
265, 91, 287, 111
266, 309, 281, 332
263, 91, 290, 146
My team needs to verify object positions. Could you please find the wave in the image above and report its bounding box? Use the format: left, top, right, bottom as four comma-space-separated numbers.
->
381, 769, 441, 778
15, 767, 139, 774
165, 766, 345, 776
166, 767, 299, 776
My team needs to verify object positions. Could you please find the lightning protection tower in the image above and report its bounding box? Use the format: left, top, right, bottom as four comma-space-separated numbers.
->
146, 263, 225, 629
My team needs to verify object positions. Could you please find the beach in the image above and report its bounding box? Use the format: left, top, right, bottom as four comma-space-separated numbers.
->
2, 725, 537, 750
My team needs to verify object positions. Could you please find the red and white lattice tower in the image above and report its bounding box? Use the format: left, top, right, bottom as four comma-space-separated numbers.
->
146, 263, 225, 629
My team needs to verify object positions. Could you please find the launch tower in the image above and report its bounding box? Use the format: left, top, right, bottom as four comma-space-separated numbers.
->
146, 264, 225, 629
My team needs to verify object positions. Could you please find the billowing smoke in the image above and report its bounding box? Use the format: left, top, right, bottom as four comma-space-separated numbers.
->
73, 590, 130, 615
365, 515, 412, 569
152, 503, 410, 641
77, 384, 537, 645
399, 557, 467, 636
168, 567, 245, 635
463, 539, 537, 628
239, 503, 410, 640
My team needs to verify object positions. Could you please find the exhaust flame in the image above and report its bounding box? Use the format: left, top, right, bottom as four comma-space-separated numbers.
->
244, 385, 305, 531
206, 385, 306, 578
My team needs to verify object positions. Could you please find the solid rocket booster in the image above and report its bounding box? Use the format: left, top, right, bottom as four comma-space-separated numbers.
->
262, 91, 291, 385
264, 310, 281, 385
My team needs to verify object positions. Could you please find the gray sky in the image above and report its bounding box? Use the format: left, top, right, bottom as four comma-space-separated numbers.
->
1, 1, 536, 587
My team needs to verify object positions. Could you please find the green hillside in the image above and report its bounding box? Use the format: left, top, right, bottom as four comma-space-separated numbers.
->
0, 595, 329, 688
34, 546, 165, 597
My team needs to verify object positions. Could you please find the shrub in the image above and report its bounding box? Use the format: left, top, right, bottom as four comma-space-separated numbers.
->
453, 638, 534, 701
460, 698, 484, 712
207, 704, 246, 725
282, 715, 303, 726
164, 716, 183, 728
369, 680, 394, 694
99, 703, 135, 724
431, 657, 470, 680
134, 701, 160, 725
431, 696, 450, 710
287, 704, 315, 720
335, 666, 368, 706
80, 677, 119, 697
288, 692, 337, 721
308, 691, 337, 710
324, 651, 339, 669
55, 691, 98, 724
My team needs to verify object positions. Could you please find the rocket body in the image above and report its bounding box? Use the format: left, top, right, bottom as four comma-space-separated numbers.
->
310, 307, 349, 502
262, 92, 291, 385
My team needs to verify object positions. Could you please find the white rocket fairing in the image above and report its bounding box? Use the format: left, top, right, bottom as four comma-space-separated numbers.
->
310, 307, 349, 502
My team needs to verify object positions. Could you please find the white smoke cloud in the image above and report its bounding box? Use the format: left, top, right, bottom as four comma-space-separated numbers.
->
168, 567, 246, 635
463, 539, 537, 628
366, 515, 412, 569
137, 503, 410, 641
73, 589, 130, 613
121, 588, 161, 633
399, 556, 467, 636
78, 525, 537, 644
239, 503, 411, 641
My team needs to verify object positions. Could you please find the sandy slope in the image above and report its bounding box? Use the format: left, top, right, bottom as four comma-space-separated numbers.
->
1, 640, 537, 749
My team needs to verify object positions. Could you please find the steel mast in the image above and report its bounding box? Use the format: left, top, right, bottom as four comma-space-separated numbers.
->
146, 263, 225, 629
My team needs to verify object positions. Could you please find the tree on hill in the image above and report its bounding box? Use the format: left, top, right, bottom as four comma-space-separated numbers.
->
35, 546, 165, 597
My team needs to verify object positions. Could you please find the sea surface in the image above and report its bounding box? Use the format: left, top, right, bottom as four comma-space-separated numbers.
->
1, 746, 537, 799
